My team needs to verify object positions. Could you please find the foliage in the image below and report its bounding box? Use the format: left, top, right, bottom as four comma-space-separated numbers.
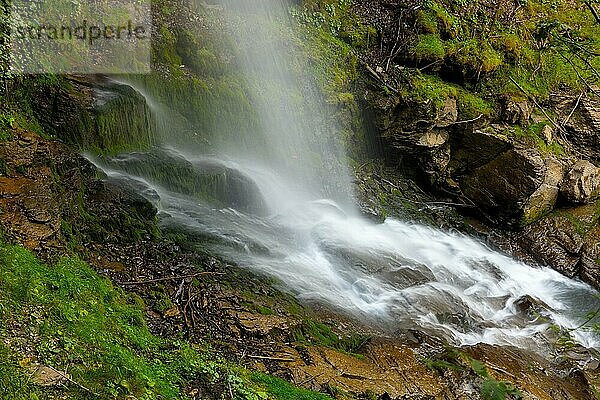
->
251, 373, 333, 400
409, 0, 600, 100
0, 241, 328, 399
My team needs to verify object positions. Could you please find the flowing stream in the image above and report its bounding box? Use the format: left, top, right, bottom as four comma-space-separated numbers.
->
92, 0, 600, 350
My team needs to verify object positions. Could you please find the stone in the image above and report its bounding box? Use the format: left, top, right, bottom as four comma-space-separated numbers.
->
563, 94, 600, 163
520, 215, 584, 278
436, 98, 458, 128
460, 148, 564, 226
560, 160, 600, 204
541, 124, 554, 144
29, 365, 69, 387
502, 96, 532, 124
580, 225, 600, 289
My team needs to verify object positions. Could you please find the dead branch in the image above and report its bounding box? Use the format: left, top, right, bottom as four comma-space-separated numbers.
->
119, 271, 224, 285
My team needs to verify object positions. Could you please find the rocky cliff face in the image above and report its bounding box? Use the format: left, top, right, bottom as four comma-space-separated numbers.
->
344, 0, 600, 290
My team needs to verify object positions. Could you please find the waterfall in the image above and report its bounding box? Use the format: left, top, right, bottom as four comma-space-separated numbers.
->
91, 0, 600, 350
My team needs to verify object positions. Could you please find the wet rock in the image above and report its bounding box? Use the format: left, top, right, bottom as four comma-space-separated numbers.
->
514, 294, 552, 317
277, 338, 448, 398
465, 344, 594, 400
460, 148, 563, 226
580, 225, 600, 288
520, 215, 584, 277
448, 126, 512, 175
564, 94, 600, 163
0, 129, 160, 251
104, 149, 268, 215
560, 160, 600, 204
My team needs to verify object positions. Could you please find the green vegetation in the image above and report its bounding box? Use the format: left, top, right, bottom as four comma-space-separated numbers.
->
410, 34, 447, 63
251, 373, 333, 400
423, 348, 522, 400
411, 0, 600, 96
291, 0, 374, 99
0, 240, 329, 399
506, 122, 565, 156
290, 319, 370, 356
401, 72, 494, 119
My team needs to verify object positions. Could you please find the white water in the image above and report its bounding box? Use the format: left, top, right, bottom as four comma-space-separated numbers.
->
94, 0, 600, 351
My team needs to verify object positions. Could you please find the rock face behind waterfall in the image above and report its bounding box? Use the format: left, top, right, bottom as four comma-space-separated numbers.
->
103, 150, 268, 215
365, 81, 600, 288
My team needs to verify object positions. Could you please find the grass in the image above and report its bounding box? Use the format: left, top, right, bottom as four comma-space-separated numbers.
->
0, 239, 331, 400
251, 373, 333, 400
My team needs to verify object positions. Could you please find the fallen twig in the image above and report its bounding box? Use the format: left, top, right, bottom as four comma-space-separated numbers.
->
564, 90, 585, 125
508, 76, 566, 138
45, 365, 99, 396
451, 114, 484, 125
247, 355, 295, 362
364, 63, 399, 94
119, 272, 224, 285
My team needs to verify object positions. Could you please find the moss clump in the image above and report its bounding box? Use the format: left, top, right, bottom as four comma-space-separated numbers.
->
402, 72, 493, 120
411, 34, 446, 63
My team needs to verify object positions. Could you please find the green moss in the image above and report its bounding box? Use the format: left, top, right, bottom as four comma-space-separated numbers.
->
507, 122, 564, 156
403, 73, 492, 119
0, 241, 330, 400
0, 112, 15, 140
416, 9, 439, 34
404, 0, 600, 103
252, 372, 333, 400
411, 34, 446, 63
457, 91, 494, 119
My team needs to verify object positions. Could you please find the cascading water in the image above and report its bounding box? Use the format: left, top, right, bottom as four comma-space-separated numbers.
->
92, 0, 600, 350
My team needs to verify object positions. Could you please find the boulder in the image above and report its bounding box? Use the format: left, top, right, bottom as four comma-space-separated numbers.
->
560, 160, 600, 204
460, 148, 564, 226
515, 201, 600, 290
580, 225, 600, 289
520, 215, 584, 278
